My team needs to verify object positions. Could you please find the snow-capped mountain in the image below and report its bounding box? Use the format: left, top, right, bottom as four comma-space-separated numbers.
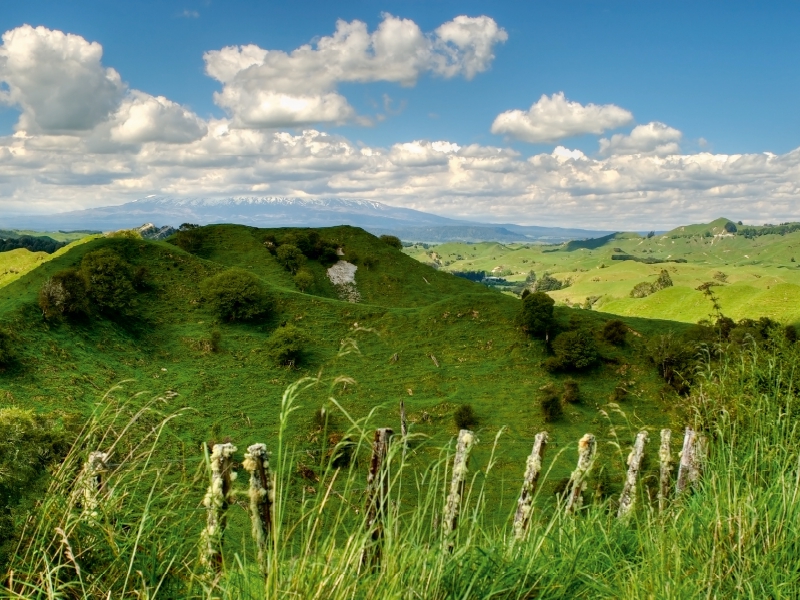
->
1, 196, 613, 243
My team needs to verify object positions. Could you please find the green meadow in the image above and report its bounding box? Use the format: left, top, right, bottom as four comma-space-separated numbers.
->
404, 217, 800, 325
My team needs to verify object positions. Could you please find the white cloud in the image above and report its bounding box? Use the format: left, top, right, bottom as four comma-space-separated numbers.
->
108, 91, 207, 144
204, 13, 507, 128
599, 121, 682, 156
0, 25, 125, 133
491, 92, 633, 143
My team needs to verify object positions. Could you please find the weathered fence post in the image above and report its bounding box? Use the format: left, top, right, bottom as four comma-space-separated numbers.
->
565, 434, 596, 514
399, 400, 408, 459
617, 431, 648, 519
658, 429, 671, 512
242, 443, 274, 569
443, 429, 475, 551
363, 428, 393, 566
81, 451, 109, 522
513, 432, 548, 540
675, 428, 697, 495
201, 442, 237, 574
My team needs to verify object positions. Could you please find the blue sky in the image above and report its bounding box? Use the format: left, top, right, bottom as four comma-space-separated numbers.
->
1, 1, 799, 228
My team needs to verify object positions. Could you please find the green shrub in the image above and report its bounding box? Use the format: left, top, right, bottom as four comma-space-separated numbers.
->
453, 404, 478, 430
602, 319, 627, 346
647, 332, 694, 393
0, 330, 15, 368
379, 235, 403, 250
520, 291, 555, 338
201, 268, 271, 322
630, 269, 673, 298
294, 268, 315, 292
610, 385, 628, 402
268, 324, 309, 366
542, 356, 562, 372
785, 324, 797, 344
276, 244, 307, 274
551, 329, 599, 371
81, 249, 137, 316
531, 273, 564, 292
38, 268, 89, 320
562, 380, 580, 404
540, 385, 563, 422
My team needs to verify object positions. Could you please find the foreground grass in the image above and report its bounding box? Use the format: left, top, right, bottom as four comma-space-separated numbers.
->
4, 342, 800, 598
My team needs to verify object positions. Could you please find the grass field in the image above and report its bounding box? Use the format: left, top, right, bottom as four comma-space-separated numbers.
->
404, 217, 800, 325
0, 234, 99, 289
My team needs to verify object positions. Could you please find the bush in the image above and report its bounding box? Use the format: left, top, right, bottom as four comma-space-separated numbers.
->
200, 268, 271, 322
542, 356, 562, 372
275, 244, 307, 274
38, 268, 89, 320
0, 329, 15, 368
453, 404, 478, 430
602, 319, 627, 346
724, 221, 738, 233
294, 268, 315, 292
81, 249, 137, 316
610, 385, 628, 402
531, 274, 564, 292
551, 329, 599, 371
630, 269, 673, 298
540, 386, 563, 422
520, 291, 555, 338
379, 235, 403, 250
647, 332, 694, 393
562, 380, 580, 404
785, 324, 797, 344
268, 324, 309, 367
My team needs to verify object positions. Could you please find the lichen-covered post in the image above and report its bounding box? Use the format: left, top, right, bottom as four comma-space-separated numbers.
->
675, 428, 696, 495
513, 432, 548, 540
201, 442, 237, 574
363, 428, 393, 566
689, 433, 707, 488
658, 429, 672, 512
617, 431, 648, 519
442, 429, 475, 551
565, 434, 596, 514
242, 443, 274, 569
80, 451, 109, 523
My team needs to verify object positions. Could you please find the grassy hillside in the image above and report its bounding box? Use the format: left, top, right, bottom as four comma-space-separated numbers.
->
0, 225, 686, 522
405, 218, 800, 325
0, 235, 100, 289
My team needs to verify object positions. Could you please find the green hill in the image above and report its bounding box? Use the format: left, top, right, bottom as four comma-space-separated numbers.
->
0, 225, 685, 516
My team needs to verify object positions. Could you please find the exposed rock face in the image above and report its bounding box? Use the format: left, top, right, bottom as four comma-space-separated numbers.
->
136, 223, 176, 240
327, 261, 360, 303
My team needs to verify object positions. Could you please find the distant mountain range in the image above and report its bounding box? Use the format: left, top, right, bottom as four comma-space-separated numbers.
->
0, 196, 613, 243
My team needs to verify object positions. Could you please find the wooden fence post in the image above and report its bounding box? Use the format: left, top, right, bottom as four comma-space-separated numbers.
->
399, 400, 408, 459
243, 443, 274, 569
442, 429, 475, 551
617, 431, 648, 519
80, 450, 109, 522
658, 429, 671, 512
565, 434, 596, 514
363, 428, 393, 566
675, 428, 696, 495
513, 432, 548, 540
201, 442, 236, 574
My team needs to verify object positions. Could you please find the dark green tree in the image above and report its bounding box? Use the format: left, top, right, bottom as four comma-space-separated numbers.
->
201, 268, 271, 322
38, 268, 89, 320
268, 324, 309, 366
520, 291, 555, 339
602, 319, 627, 346
551, 329, 599, 371
81, 249, 137, 316
275, 244, 307, 274
453, 404, 478, 430
379, 235, 403, 250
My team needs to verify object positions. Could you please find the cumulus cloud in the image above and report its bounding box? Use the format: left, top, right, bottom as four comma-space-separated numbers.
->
0, 25, 125, 133
599, 121, 682, 156
0, 25, 206, 148
491, 92, 633, 143
204, 14, 507, 128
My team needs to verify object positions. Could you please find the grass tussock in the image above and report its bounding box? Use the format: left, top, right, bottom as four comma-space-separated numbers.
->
5, 345, 800, 598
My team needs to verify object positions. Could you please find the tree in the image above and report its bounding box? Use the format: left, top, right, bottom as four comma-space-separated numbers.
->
81, 249, 137, 316
520, 291, 555, 338
540, 385, 563, 422
379, 235, 403, 250
268, 324, 309, 366
201, 268, 271, 322
724, 221, 738, 233
551, 329, 599, 371
171, 227, 203, 254
38, 269, 89, 320
294, 268, 315, 292
275, 244, 306, 274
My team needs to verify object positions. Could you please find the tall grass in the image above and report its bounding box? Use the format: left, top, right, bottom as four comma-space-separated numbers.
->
4, 344, 800, 598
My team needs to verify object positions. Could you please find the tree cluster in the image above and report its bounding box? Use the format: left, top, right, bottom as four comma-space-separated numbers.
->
200, 268, 272, 322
